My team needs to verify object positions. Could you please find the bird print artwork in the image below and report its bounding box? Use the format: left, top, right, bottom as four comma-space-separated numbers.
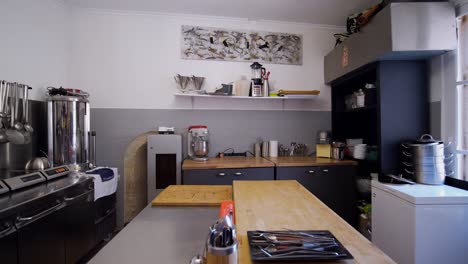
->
181, 25, 302, 65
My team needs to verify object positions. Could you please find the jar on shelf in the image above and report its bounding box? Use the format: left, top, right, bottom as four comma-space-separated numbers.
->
355, 89, 365, 108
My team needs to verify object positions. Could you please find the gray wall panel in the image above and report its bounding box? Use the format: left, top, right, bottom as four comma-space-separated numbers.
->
90, 109, 331, 228
430, 101, 442, 140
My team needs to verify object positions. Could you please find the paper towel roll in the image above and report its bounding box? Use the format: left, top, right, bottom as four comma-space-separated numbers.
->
269, 140, 278, 157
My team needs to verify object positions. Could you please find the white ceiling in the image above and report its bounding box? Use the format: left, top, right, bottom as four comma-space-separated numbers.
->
65, 0, 381, 26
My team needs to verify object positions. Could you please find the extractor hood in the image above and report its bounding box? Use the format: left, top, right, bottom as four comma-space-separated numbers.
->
324, 2, 457, 84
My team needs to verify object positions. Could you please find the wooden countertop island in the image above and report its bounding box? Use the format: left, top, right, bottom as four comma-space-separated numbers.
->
234, 180, 394, 264
90, 181, 393, 264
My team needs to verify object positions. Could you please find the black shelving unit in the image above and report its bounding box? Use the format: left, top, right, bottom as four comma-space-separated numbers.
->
331, 61, 429, 182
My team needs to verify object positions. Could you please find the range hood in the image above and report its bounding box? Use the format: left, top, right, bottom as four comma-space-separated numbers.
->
324, 2, 457, 84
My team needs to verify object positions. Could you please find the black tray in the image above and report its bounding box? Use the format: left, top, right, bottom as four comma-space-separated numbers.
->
247, 230, 354, 262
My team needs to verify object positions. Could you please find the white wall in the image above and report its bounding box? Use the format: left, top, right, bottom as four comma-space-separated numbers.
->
0, 0, 70, 101
68, 9, 341, 111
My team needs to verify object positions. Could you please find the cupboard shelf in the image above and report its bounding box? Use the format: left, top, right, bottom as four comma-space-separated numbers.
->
338, 105, 377, 113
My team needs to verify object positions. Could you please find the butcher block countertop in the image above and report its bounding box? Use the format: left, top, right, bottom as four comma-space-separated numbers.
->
266, 156, 358, 167
183, 156, 356, 170
151, 185, 232, 206
233, 180, 394, 264
182, 156, 275, 170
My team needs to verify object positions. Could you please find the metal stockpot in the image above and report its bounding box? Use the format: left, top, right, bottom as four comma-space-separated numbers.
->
402, 134, 449, 157
47, 95, 95, 169
401, 134, 453, 185
405, 169, 446, 185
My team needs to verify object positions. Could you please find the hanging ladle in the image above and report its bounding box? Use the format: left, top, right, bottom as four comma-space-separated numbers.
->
0, 81, 7, 143
0, 81, 7, 118
22, 85, 33, 133
12, 83, 23, 131
6, 83, 25, 144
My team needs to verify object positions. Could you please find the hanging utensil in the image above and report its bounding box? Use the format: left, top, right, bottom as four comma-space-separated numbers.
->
6, 83, 25, 144
0, 81, 4, 116
19, 84, 32, 144
0, 81, 7, 118
13, 83, 23, 131
23, 85, 33, 133
0, 82, 9, 143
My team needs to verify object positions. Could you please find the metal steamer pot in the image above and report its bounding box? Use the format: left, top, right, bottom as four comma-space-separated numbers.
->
402, 134, 449, 158
402, 134, 453, 185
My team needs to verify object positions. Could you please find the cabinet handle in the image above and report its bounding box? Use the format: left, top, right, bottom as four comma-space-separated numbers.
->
306, 170, 315, 174
16, 200, 64, 224
217, 172, 226, 177
322, 169, 329, 173
65, 189, 94, 202
234, 172, 243, 176
0, 222, 13, 237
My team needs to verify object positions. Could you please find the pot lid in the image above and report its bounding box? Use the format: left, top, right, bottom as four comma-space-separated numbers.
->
407, 134, 443, 146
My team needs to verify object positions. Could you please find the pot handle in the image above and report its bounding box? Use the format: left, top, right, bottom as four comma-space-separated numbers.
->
402, 161, 413, 167
445, 158, 454, 166
419, 134, 435, 142
402, 151, 412, 157
404, 168, 414, 175
401, 143, 410, 150
444, 141, 452, 149
445, 153, 454, 160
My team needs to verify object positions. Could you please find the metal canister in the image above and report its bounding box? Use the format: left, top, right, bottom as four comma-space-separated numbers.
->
331, 142, 346, 160
47, 95, 94, 169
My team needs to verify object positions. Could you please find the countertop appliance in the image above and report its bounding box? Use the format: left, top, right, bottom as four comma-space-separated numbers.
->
249, 62, 265, 97
147, 134, 182, 202
372, 180, 468, 264
188, 126, 209, 161
47, 94, 96, 170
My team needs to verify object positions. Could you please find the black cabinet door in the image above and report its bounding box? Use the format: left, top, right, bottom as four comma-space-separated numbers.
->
0, 220, 18, 264
316, 166, 357, 226
65, 190, 96, 264
277, 166, 357, 226
18, 206, 66, 264
276, 167, 321, 194
183, 168, 274, 185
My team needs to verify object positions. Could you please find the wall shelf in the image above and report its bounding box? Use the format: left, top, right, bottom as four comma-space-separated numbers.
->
174, 93, 318, 100
338, 105, 377, 113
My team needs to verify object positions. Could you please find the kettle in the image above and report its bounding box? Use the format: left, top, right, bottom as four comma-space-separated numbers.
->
25, 157, 51, 171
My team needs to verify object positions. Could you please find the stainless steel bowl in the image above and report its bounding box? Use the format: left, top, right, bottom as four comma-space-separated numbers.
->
192, 140, 209, 157
25, 157, 50, 171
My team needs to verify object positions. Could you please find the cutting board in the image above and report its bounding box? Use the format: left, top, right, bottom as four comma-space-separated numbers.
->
151, 185, 232, 206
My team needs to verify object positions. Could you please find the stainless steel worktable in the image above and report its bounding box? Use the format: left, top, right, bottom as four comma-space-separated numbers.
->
89, 205, 218, 264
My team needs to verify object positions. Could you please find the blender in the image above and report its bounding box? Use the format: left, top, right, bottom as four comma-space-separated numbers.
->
249, 62, 265, 97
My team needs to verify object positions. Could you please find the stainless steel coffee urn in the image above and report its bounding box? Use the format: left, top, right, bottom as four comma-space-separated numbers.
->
47, 94, 96, 170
